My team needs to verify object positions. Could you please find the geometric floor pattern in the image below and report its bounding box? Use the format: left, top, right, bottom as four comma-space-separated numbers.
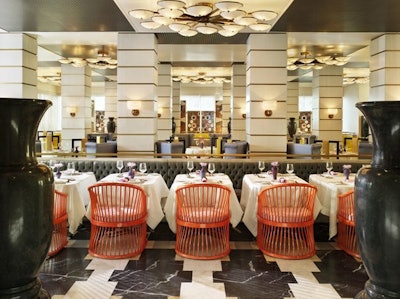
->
39, 222, 368, 299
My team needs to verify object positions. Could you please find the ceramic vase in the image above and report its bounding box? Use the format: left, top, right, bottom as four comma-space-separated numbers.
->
287, 117, 297, 139
355, 101, 400, 299
200, 165, 207, 182
106, 117, 116, 134
0, 98, 53, 298
128, 167, 135, 179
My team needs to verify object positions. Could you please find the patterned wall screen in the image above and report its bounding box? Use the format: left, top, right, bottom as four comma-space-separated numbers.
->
299, 111, 312, 133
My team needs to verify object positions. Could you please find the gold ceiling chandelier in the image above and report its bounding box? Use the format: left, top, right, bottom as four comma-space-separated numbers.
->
59, 46, 117, 70
129, 1, 278, 37
287, 51, 350, 70
173, 72, 231, 84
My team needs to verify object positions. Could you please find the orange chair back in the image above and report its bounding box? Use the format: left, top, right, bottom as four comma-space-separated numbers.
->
48, 189, 68, 257
87, 182, 147, 259
175, 183, 231, 259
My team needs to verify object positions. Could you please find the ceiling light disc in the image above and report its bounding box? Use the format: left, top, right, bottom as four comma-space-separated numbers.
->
129, 9, 155, 19
249, 23, 271, 31
234, 16, 257, 25
158, 8, 184, 18
169, 22, 190, 32
251, 10, 278, 21
141, 21, 163, 29
215, 1, 243, 12
152, 15, 174, 25
185, 3, 213, 17
220, 10, 246, 19
196, 24, 218, 34
179, 29, 198, 37
157, 0, 185, 9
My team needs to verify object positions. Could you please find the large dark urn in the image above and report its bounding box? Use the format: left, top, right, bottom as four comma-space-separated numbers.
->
106, 117, 116, 134
0, 98, 53, 298
287, 117, 297, 139
355, 101, 400, 299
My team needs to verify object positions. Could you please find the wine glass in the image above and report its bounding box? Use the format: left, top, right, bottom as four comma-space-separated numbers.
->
49, 160, 56, 172
258, 161, 265, 174
187, 160, 194, 177
116, 160, 124, 177
326, 161, 333, 174
139, 162, 147, 175
208, 162, 216, 176
286, 163, 294, 175
67, 162, 75, 175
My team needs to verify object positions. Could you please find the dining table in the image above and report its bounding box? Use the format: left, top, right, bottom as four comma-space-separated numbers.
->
54, 171, 97, 235
240, 173, 321, 237
85, 172, 170, 230
309, 173, 355, 239
164, 173, 244, 233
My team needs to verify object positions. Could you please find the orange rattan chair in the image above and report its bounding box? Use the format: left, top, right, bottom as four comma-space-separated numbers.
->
88, 182, 147, 259
175, 183, 231, 260
48, 189, 68, 257
257, 183, 318, 259
337, 190, 360, 258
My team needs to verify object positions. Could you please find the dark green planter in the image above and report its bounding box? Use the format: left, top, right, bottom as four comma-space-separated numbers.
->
355, 101, 400, 299
0, 98, 53, 298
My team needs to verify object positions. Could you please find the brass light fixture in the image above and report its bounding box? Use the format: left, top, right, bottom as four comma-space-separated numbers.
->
263, 100, 277, 117
173, 72, 231, 84
287, 51, 350, 70
129, 1, 278, 37
66, 107, 77, 117
328, 108, 338, 119
59, 46, 117, 70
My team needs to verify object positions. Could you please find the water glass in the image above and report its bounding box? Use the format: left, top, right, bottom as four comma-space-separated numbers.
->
208, 163, 216, 175
258, 161, 265, 173
187, 161, 194, 176
286, 163, 294, 175
139, 162, 147, 175
326, 161, 333, 174
67, 162, 75, 174
116, 160, 124, 177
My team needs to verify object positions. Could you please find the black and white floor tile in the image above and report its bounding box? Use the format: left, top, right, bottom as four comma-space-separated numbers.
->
39, 223, 368, 299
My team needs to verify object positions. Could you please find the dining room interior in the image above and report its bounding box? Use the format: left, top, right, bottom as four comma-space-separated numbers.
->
1, 0, 400, 299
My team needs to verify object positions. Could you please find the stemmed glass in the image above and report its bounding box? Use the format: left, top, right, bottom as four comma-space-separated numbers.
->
139, 162, 147, 175
258, 161, 265, 174
326, 161, 333, 174
49, 160, 56, 172
67, 162, 75, 175
187, 161, 194, 177
286, 163, 294, 175
208, 162, 216, 176
116, 160, 124, 177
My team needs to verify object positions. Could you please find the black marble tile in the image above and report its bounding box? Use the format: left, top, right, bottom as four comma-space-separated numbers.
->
39, 248, 92, 296
110, 249, 191, 299
313, 250, 368, 298
214, 250, 296, 299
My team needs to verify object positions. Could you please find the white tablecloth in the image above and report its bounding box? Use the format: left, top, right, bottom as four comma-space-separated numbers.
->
240, 173, 319, 237
54, 172, 97, 234
309, 173, 355, 239
86, 172, 170, 230
164, 173, 243, 233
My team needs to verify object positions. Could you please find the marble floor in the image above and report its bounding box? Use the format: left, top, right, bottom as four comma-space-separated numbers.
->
39, 222, 368, 299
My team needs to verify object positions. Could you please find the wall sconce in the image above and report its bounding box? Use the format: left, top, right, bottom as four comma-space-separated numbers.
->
263, 100, 277, 117
242, 113, 246, 119
66, 106, 77, 117
157, 112, 161, 118
126, 101, 141, 116
328, 108, 338, 119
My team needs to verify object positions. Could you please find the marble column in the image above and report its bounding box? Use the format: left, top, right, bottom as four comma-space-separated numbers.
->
0, 33, 37, 98
246, 34, 287, 153
311, 66, 343, 141
370, 34, 400, 101
61, 64, 92, 151
157, 63, 172, 140
104, 81, 117, 121
287, 81, 299, 120
117, 33, 158, 154
231, 63, 246, 140
222, 81, 231, 134
172, 81, 181, 134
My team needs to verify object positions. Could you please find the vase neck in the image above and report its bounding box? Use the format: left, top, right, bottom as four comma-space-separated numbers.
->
0, 99, 52, 166
357, 101, 400, 168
